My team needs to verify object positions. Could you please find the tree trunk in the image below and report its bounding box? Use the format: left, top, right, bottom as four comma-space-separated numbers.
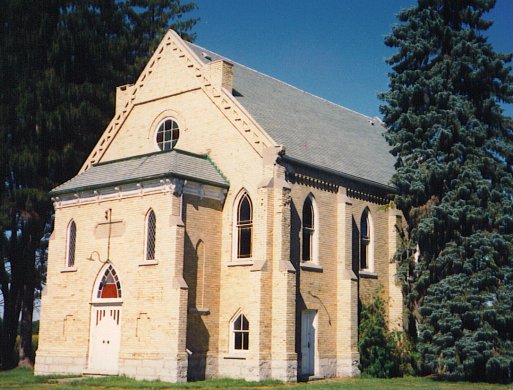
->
18, 283, 34, 367
0, 282, 21, 370
18, 215, 39, 368
0, 213, 22, 370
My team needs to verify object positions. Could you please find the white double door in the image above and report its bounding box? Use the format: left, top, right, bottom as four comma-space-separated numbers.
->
88, 304, 122, 373
301, 310, 317, 376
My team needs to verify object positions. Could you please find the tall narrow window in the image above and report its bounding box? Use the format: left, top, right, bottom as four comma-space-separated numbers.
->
232, 313, 249, 351
302, 197, 314, 261
145, 209, 156, 260
302, 194, 318, 263
360, 209, 374, 272
196, 240, 206, 308
66, 220, 77, 267
236, 192, 253, 258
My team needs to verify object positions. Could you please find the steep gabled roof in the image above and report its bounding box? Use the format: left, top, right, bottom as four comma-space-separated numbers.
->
187, 42, 395, 188
52, 149, 228, 195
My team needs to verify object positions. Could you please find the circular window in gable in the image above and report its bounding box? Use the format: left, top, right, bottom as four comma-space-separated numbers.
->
156, 119, 180, 151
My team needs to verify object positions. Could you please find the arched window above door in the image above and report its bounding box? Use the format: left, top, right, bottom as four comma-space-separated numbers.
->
97, 265, 122, 299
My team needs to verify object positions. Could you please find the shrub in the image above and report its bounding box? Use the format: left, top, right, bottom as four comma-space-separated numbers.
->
358, 292, 414, 377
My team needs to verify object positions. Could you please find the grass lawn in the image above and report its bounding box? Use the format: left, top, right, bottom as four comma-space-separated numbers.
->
0, 368, 511, 389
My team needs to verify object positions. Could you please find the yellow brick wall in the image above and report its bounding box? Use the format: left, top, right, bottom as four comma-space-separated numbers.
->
38, 191, 186, 362
288, 182, 398, 361
349, 198, 390, 306
182, 194, 223, 355
289, 184, 338, 360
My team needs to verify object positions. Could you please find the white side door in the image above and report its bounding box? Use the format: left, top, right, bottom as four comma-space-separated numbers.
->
301, 310, 316, 376
88, 305, 121, 374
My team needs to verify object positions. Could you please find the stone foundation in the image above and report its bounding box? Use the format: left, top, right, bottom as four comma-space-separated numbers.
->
35, 352, 358, 383
34, 353, 87, 376
317, 358, 337, 378
336, 353, 361, 377
217, 357, 271, 381
270, 359, 298, 382
187, 353, 218, 380
118, 354, 188, 382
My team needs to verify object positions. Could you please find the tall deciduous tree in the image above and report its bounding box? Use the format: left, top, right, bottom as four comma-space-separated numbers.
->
381, 0, 513, 382
0, 0, 198, 369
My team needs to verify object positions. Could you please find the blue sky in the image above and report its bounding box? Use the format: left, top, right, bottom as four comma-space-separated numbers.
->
191, 0, 513, 119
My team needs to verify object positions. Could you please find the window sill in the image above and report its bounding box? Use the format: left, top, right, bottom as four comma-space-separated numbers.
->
359, 270, 378, 279
300, 262, 323, 272
90, 298, 123, 305
138, 260, 159, 266
223, 353, 247, 360
226, 260, 253, 267
61, 266, 77, 273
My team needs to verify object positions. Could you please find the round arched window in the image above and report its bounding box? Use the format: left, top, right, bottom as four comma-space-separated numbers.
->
156, 119, 179, 151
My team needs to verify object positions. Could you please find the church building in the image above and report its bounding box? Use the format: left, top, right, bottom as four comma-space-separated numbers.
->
35, 30, 403, 382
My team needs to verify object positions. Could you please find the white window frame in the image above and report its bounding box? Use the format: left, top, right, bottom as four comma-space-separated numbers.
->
65, 220, 77, 269
144, 209, 157, 261
360, 208, 375, 273
302, 194, 319, 264
91, 263, 123, 304
232, 190, 253, 261
230, 310, 250, 353
154, 118, 180, 151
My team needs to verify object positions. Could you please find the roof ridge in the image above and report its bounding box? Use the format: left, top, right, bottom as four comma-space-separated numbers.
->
173, 148, 209, 159
94, 149, 174, 167
94, 148, 209, 168
187, 42, 374, 121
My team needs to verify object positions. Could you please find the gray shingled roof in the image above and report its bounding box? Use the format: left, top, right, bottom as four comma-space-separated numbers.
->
51, 150, 229, 195
187, 42, 396, 187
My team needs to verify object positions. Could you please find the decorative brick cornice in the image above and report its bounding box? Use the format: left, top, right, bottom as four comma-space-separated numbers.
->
346, 188, 388, 205
52, 178, 226, 209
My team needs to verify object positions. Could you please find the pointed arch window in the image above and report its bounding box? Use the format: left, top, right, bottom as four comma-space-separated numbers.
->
145, 209, 156, 260
97, 265, 122, 299
196, 240, 206, 308
235, 192, 253, 259
360, 209, 374, 272
302, 195, 319, 263
231, 313, 249, 351
66, 220, 77, 268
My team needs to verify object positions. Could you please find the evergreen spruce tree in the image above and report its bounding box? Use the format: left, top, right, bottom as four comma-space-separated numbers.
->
125, 0, 198, 75
381, 0, 513, 382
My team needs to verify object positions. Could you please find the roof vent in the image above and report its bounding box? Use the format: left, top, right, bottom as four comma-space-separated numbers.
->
368, 117, 384, 126
201, 51, 212, 61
